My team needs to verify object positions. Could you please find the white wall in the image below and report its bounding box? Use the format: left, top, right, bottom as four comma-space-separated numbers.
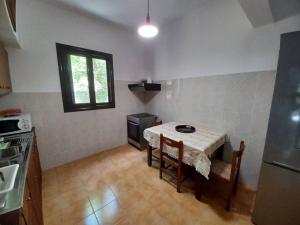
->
145, 71, 276, 189
7, 0, 145, 92
0, 82, 145, 170
153, 0, 300, 80
0, 0, 147, 170
147, 0, 300, 188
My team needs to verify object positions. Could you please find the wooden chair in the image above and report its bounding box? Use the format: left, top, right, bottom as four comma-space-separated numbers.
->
159, 134, 184, 193
147, 120, 162, 166
210, 141, 246, 211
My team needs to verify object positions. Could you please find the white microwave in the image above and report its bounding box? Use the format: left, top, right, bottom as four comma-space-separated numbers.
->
0, 113, 32, 136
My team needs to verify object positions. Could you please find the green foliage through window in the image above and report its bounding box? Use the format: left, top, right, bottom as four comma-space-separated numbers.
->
93, 58, 109, 103
56, 43, 115, 112
70, 55, 90, 104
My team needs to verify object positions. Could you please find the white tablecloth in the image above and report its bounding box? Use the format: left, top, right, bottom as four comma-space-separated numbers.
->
143, 122, 227, 179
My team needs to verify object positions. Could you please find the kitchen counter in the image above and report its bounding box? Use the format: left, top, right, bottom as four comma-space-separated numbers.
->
0, 131, 33, 215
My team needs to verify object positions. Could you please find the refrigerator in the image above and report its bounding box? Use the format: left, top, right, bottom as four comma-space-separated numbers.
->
252, 31, 300, 225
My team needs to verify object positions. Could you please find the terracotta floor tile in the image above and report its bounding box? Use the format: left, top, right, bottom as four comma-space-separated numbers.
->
88, 187, 117, 211
116, 190, 149, 212
43, 168, 57, 179
233, 215, 253, 225
129, 210, 169, 225
75, 213, 100, 225
99, 171, 123, 185
43, 188, 90, 218
42, 184, 59, 201
95, 200, 127, 225
61, 187, 89, 203
60, 200, 94, 225
83, 178, 109, 192
44, 214, 61, 225
56, 162, 80, 178
57, 175, 84, 193
42, 177, 58, 189
78, 167, 101, 182
107, 179, 136, 199
43, 144, 252, 225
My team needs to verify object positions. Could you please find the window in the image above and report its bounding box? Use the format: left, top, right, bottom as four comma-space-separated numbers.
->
56, 43, 115, 112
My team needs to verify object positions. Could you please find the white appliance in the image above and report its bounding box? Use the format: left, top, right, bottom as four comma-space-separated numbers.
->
0, 113, 32, 136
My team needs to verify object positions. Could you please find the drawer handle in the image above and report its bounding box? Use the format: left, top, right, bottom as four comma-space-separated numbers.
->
271, 161, 300, 173
26, 196, 31, 201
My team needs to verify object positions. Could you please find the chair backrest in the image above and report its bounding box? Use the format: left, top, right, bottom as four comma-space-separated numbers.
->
229, 141, 246, 181
159, 134, 184, 163
149, 119, 162, 127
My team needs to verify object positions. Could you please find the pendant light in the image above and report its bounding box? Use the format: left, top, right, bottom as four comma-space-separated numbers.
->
138, 0, 159, 38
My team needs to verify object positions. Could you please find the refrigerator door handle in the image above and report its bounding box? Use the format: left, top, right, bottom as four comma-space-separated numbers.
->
271, 161, 300, 173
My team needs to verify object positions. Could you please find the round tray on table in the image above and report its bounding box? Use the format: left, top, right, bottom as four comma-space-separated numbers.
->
175, 125, 196, 133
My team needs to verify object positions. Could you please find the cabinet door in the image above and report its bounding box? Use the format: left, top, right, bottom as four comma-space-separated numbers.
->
22, 180, 31, 225
33, 149, 42, 224
5, 0, 16, 31
19, 214, 26, 225
33, 130, 42, 192
32, 129, 43, 223
27, 152, 43, 225
0, 42, 11, 94
21, 180, 39, 225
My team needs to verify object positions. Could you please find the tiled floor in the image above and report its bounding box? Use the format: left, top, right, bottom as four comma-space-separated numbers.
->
42, 144, 253, 225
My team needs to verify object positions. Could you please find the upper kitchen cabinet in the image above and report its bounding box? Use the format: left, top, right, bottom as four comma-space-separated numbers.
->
0, 0, 21, 48
0, 41, 12, 94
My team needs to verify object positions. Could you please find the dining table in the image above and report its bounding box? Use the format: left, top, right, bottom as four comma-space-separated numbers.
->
143, 121, 227, 200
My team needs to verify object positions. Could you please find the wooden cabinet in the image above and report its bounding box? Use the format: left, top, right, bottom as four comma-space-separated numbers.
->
5, 0, 16, 32
0, 42, 11, 95
20, 182, 30, 225
0, 0, 20, 47
21, 181, 39, 225
21, 129, 43, 225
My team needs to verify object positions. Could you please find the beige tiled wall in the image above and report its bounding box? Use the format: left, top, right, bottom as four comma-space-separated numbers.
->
0, 81, 145, 169
145, 71, 276, 188
0, 73, 276, 188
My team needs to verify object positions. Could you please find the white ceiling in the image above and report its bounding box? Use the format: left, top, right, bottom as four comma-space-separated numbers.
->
238, 0, 300, 27
42, 0, 208, 28
269, 0, 300, 22
41, 0, 300, 29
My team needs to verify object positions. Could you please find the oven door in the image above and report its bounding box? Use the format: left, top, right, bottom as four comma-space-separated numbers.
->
0, 119, 21, 135
127, 120, 140, 142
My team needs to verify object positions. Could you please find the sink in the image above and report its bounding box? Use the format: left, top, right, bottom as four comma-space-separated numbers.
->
0, 146, 20, 159
0, 146, 23, 166
0, 164, 19, 195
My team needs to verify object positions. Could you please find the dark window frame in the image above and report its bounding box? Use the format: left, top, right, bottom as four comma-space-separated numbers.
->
56, 43, 115, 112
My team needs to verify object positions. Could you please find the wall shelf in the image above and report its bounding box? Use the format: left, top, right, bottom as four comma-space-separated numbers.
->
128, 83, 161, 91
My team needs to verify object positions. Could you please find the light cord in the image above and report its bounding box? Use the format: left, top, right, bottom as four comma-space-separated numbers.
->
146, 0, 150, 23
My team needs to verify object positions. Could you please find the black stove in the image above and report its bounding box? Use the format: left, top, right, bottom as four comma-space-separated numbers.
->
127, 113, 157, 150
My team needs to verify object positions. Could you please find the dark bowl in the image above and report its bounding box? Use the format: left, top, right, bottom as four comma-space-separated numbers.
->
175, 125, 196, 133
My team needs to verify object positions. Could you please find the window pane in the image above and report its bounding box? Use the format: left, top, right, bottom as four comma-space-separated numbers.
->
93, 58, 109, 103
70, 55, 90, 104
